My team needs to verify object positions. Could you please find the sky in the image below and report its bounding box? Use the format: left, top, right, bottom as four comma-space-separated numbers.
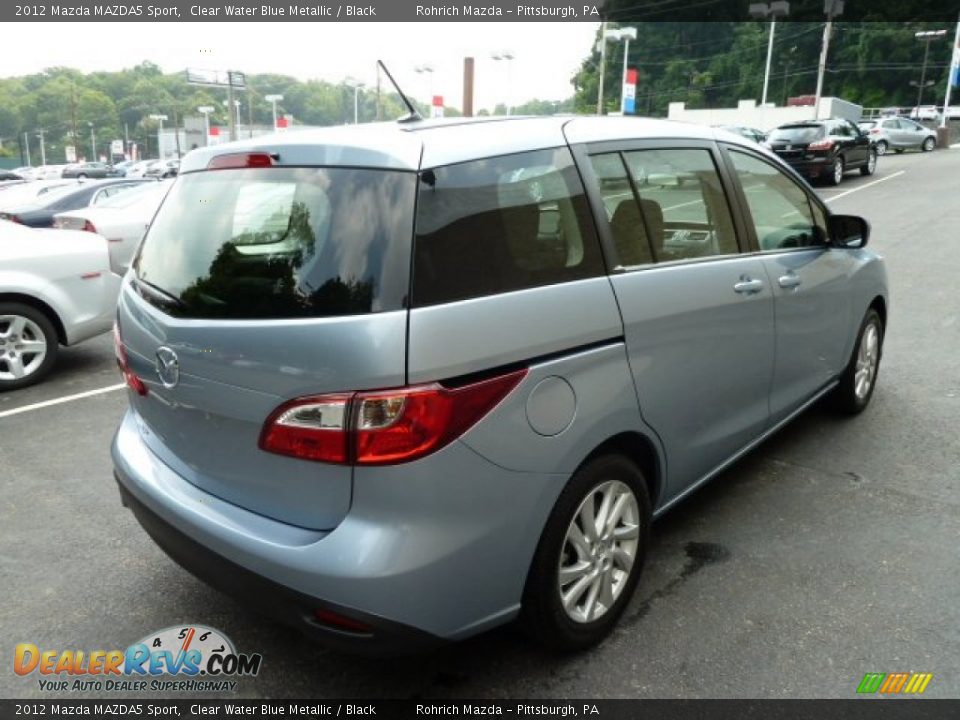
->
9, 22, 600, 112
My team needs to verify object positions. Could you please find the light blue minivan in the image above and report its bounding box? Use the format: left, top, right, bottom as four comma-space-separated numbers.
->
112, 117, 887, 653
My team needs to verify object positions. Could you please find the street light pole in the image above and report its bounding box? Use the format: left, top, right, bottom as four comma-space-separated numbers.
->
814, 0, 842, 120
915, 30, 948, 107
750, 2, 790, 106
149, 114, 167, 158
942, 15, 960, 129
264, 94, 283, 130
37, 129, 46, 166
597, 21, 608, 115
762, 20, 776, 105
88, 122, 96, 161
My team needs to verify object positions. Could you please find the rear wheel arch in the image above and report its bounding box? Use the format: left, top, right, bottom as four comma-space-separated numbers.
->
0, 293, 67, 345
578, 431, 663, 510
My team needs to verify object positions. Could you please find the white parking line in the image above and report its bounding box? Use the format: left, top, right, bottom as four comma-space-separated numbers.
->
822, 171, 905, 202
0, 383, 125, 419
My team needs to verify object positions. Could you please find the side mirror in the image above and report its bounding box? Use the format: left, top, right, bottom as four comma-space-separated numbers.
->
829, 214, 870, 249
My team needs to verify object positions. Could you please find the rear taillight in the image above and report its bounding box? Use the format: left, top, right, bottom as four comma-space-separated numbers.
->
259, 369, 527, 465
869, 128, 881, 134
82, 219, 97, 233
113, 320, 147, 396
808, 139, 834, 151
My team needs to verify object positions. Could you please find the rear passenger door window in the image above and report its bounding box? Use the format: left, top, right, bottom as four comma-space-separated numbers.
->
727, 150, 826, 251
620, 148, 740, 262
587, 153, 654, 267
413, 148, 604, 307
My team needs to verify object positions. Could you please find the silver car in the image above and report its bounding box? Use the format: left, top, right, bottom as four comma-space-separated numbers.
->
859, 117, 937, 154
112, 117, 888, 653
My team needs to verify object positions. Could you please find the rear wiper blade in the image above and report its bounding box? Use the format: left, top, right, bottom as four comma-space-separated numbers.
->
133, 276, 185, 308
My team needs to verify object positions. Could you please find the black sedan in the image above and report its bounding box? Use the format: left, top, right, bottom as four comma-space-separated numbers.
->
0, 179, 151, 228
61, 162, 123, 179
764, 118, 876, 186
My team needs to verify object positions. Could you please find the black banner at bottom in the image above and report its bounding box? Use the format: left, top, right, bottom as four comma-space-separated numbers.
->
0, 699, 955, 719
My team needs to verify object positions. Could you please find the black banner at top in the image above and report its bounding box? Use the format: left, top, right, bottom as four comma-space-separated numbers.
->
4, 0, 960, 22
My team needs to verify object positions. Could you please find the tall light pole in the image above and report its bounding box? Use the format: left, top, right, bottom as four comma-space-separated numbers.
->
414, 64, 434, 113
602, 27, 637, 114
597, 21, 608, 115
264, 94, 283, 129
915, 30, 948, 108
491, 52, 515, 114
942, 15, 960, 130
87, 122, 96, 161
197, 106, 214, 144
36, 129, 46, 166
814, 0, 843, 120
750, 2, 791, 105
149, 114, 167, 158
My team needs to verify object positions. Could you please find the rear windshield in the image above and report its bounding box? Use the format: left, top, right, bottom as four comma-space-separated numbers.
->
133, 167, 416, 319
769, 126, 825, 143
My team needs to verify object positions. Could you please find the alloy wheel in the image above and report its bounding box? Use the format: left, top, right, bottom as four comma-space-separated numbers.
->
558, 480, 640, 624
875, 141, 887, 156
854, 321, 880, 400
0, 315, 48, 382
833, 158, 844, 184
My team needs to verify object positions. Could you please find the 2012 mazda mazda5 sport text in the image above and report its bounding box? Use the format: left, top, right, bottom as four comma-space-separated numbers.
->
112, 116, 888, 653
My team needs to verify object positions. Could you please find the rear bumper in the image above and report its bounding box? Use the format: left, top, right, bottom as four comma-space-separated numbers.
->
775, 155, 833, 178
114, 474, 441, 656
112, 408, 565, 650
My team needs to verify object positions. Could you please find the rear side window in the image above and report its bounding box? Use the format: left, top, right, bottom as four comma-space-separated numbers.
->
412, 148, 604, 307
134, 167, 416, 319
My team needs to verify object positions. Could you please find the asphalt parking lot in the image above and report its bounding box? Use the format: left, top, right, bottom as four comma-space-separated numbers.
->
2, 148, 958, 700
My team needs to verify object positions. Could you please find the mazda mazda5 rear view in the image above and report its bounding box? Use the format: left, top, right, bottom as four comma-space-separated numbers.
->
112, 117, 888, 653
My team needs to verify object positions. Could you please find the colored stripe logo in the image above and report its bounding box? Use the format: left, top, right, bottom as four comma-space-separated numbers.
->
857, 672, 932, 694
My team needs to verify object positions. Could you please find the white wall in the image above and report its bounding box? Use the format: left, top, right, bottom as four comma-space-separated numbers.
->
667, 98, 862, 132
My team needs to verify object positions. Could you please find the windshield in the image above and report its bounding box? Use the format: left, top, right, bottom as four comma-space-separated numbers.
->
134, 166, 416, 319
769, 125, 825, 143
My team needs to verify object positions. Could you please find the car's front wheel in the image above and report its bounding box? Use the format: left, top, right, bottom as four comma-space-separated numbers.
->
831, 308, 883, 414
860, 150, 877, 176
0, 303, 59, 391
922, 137, 935, 152
875, 140, 888, 155
522, 454, 651, 652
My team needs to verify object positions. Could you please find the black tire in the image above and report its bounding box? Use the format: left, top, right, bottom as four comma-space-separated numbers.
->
827, 156, 844, 186
921, 137, 935, 152
875, 140, 888, 156
831, 308, 883, 415
76, 173, 87, 179
521, 454, 652, 652
0, 302, 59, 391
894, 148, 905, 154
859, 150, 877, 176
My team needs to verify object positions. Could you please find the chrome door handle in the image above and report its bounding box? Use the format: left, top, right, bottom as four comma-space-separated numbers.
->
734, 278, 764, 294
778, 273, 802, 289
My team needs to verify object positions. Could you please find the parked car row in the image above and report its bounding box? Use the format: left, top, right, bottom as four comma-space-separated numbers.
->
8, 158, 180, 182
0, 177, 173, 390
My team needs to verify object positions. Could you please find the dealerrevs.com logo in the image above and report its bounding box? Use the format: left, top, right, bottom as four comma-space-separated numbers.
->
14, 625, 262, 693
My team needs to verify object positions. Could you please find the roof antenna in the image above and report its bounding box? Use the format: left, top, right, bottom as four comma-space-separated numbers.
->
377, 59, 422, 123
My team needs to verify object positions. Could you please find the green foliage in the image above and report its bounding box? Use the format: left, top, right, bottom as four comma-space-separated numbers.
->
573, 21, 956, 117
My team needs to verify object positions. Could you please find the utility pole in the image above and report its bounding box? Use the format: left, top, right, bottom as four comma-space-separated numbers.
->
914, 30, 948, 108
247, 84, 254, 138
942, 14, 960, 129
23, 131, 31, 167
597, 21, 608, 115
227, 78, 237, 141
70, 83, 79, 157
814, 0, 842, 120
37, 128, 46, 165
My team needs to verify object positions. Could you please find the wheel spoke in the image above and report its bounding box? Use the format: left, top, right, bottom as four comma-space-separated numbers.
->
599, 569, 615, 609
566, 521, 592, 561
558, 560, 592, 587
595, 483, 616, 536
613, 522, 639, 541
18, 340, 45, 354
6, 354, 25, 378
562, 572, 594, 613
604, 493, 629, 536
583, 575, 602, 621
611, 546, 634, 572
579, 495, 599, 543
8, 316, 26, 336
